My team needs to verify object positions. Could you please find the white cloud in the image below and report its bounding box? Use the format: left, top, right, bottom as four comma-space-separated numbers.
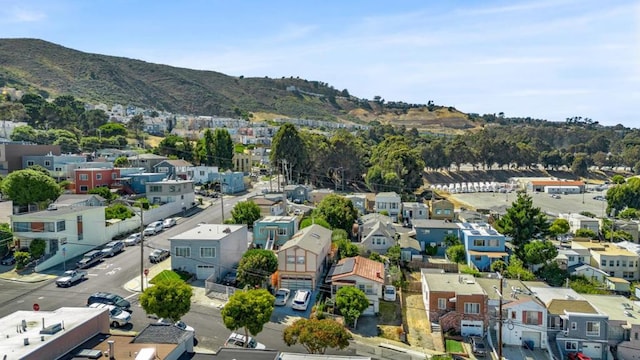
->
2, 7, 46, 23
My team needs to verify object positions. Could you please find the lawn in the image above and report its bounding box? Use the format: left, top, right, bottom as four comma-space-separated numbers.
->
446, 339, 464, 353
378, 301, 401, 323
149, 270, 191, 284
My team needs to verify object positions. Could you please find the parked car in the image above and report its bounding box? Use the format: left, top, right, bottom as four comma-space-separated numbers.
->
224, 332, 266, 349
56, 269, 87, 287
291, 289, 311, 311
221, 269, 238, 286
76, 250, 104, 269
157, 318, 195, 333
87, 292, 131, 311
383, 285, 397, 302
1, 252, 15, 266
124, 233, 141, 246
149, 248, 170, 263
470, 336, 486, 357
274, 288, 291, 306
101, 241, 125, 257
143, 221, 164, 236
89, 303, 131, 327
163, 218, 177, 229
568, 352, 592, 360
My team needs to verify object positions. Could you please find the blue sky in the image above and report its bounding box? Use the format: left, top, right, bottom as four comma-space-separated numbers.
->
1, 0, 638, 127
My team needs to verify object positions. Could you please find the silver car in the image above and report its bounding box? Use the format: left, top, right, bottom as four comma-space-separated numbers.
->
124, 233, 141, 246
274, 288, 290, 306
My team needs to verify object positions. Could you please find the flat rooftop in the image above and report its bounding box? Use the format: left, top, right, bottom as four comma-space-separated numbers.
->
257, 216, 297, 223
0, 307, 106, 360
582, 294, 640, 324
170, 224, 246, 241
421, 271, 485, 295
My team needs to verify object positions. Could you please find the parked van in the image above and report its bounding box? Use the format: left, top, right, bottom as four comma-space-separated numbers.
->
143, 221, 164, 236
76, 250, 104, 269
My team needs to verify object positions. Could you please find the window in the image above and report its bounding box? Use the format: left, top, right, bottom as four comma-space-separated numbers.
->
149, 185, 162, 192
43, 222, 55, 232
622, 260, 627, 267
27, 160, 35, 166
464, 303, 480, 314
609, 260, 615, 266
357, 284, 375, 295
571, 322, 577, 330
617, 260, 620, 267
287, 255, 295, 264
175, 247, 191, 258
568, 256, 575, 262
297, 256, 305, 264
277, 228, 287, 236
200, 247, 215, 258
565, 341, 577, 351
80, 174, 88, 181
629, 261, 634, 267
112, 173, 117, 179
438, 298, 446, 309
586, 321, 600, 336
635, 332, 638, 340
473, 239, 485, 246
96, 174, 102, 180
436, 209, 442, 215
55, 167, 62, 171
12, 222, 29, 232
523, 311, 541, 325
44, 160, 51, 167
80, 186, 88, 192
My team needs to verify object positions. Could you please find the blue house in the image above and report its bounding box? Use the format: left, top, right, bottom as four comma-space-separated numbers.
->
412, 219, 461, 256
252, 215, 299, 250
113, 172, 167, 194
213, 171, 245, 194
459, 222, 508, 271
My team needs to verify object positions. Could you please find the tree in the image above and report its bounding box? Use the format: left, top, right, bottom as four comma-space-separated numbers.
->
98, 123, 128, 138
128, 114, 144, 138
494, 193, 549, 260
369, 252, 384, 263
490, 260, 507, 273
230, 201, 261, 226
29, 239, 46, 259
537, 263, 568, 287
14, 251, 31, 270
283, 318, 351, 354
505, 257, 535, 281
10, 125, 37, 142
386, 244, 401, 265
1, 169, 61, 206
523, 240, 558, 267
0, 223, 14, 256
335, 239, 360, 259
270, 123, 308, 183
549, 219, 570, 236
299, 216, 331, 230
237, 249, 278, 287
221, 289, 275, 347
214, 128, 234, 169
88, 186, 115, 202
314, 194, 358, 233
443, 233, 461, 246
114, 156, 130, 167
139, 278, 193, 321
446, 244, 466, 264
335, 286, 369, 328
575, 228, 596, 238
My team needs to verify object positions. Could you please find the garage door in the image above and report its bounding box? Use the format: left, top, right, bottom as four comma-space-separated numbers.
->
363, 301, 376, 316
522, 331, 541, 348
280, 276, 312, 291
196, 265, 216, 280
581, 342, 603, 359
461, 320, 483, 337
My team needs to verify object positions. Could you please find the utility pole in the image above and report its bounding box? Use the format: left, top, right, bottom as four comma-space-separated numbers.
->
220, 179, 225, 223
495, 272, 504, 360
139, 204, 145, 292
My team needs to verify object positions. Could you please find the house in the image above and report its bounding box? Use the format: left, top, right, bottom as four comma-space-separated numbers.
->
459, 222, 508, 271
374, 192, 401, 222
233, 151, 252, 174
49, 154, 89, 180
310, 189, 334, 205
559, 213, 600, 234
11, 205, 107, 271
127, 153, 168, 172
582, 294, 640, 346
284, 185, 311, 204
421, 271, 488, 337
0, 142, 61, 176
430, 198, 455, 221
402, 202, 429, 222
570, 264, 609, 283
252, 216, 298, 250
153, 159, 194, 180
113, 172, 167, 195
253, 196, 286, 217
74, 167, 121, 194
616, 221, 639, 242
345, 193, 367, 215
276, 224, 332, 290
189, 165, 219, 184
354, 213, 396, 254
399, 233, 422, 261
528, 286, 609, 360
0, 307, 110, 360
477, 278, 548, 349
214, 170, 245, 194
170, 224, 248, 280
604, 276, 631, 294
326, 256, 385, 315
618, 323, 640, 360
145, 179, 195, 210
54, 194, 107, 207
457, 210, 487, 223
555, 248, 591, 270
412, 219, 461, 255
572, 239, 640, 280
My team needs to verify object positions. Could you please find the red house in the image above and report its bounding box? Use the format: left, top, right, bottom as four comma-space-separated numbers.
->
74, 168, 121, 194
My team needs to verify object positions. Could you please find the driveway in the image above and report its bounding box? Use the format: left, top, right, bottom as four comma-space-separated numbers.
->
271, 289, 317, 325
500, 345, 551, 360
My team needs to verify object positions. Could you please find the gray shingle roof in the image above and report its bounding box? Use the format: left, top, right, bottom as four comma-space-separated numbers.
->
132, 323, 192, 344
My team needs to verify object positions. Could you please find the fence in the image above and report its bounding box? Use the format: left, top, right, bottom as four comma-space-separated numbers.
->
205, 274, 241, 301
406, 257, 459, 273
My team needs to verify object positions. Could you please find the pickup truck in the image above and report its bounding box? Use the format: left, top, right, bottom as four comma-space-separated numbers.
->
56, 270, 87, 287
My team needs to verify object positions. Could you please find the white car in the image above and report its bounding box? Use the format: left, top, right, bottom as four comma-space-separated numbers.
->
291, 289, 311, 311
89, 303, 131, 328
274, 288, 290, 306
163, 218, 177, 229
224, 332, 266, 349
157, 318, 195, 333
383, 285, 397, 302
124, 233, 141, 246
143, 221, 163, 236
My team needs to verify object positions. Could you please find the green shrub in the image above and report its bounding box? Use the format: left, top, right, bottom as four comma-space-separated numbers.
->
29, 239, 46, 259
14, 251, 31, 270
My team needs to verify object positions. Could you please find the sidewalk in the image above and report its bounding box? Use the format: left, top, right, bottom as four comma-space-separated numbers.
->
0, 269, 56, 283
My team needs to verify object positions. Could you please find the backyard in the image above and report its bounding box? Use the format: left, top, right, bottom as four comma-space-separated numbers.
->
377, 299, 403, 341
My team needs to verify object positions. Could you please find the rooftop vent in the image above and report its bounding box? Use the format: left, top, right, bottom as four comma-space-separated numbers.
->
39, 323, 63, 335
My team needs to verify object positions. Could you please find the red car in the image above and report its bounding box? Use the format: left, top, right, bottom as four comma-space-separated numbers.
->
568, 352, 591, 360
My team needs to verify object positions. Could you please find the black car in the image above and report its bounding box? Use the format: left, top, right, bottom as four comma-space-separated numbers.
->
87, 292, 131, 311
149, 248, 170, 263
222, 270, 238, 286
1, 252, 15, 266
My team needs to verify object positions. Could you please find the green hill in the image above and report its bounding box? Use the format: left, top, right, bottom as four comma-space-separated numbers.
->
0, 38, 475, 130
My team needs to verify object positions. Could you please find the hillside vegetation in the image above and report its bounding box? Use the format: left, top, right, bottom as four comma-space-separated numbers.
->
0, 38, 477, 131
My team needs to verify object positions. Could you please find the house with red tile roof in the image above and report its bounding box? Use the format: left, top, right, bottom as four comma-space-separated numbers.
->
326, 256, 385, 315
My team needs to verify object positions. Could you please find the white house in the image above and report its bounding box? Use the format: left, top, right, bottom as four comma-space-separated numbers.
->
501, 297, 548, 349
402, 202, 429, 221
169, 224, 248, 280
145, 179, 195, 211
11, 206, 107, 271
188, 166, 220, 184
374, 192, 402, 222
559, 213, 600, 234
326, 256, 385, 315
355, 213, 396, 254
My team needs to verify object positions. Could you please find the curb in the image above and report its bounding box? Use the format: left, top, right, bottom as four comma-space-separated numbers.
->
0, 272, 57, 284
